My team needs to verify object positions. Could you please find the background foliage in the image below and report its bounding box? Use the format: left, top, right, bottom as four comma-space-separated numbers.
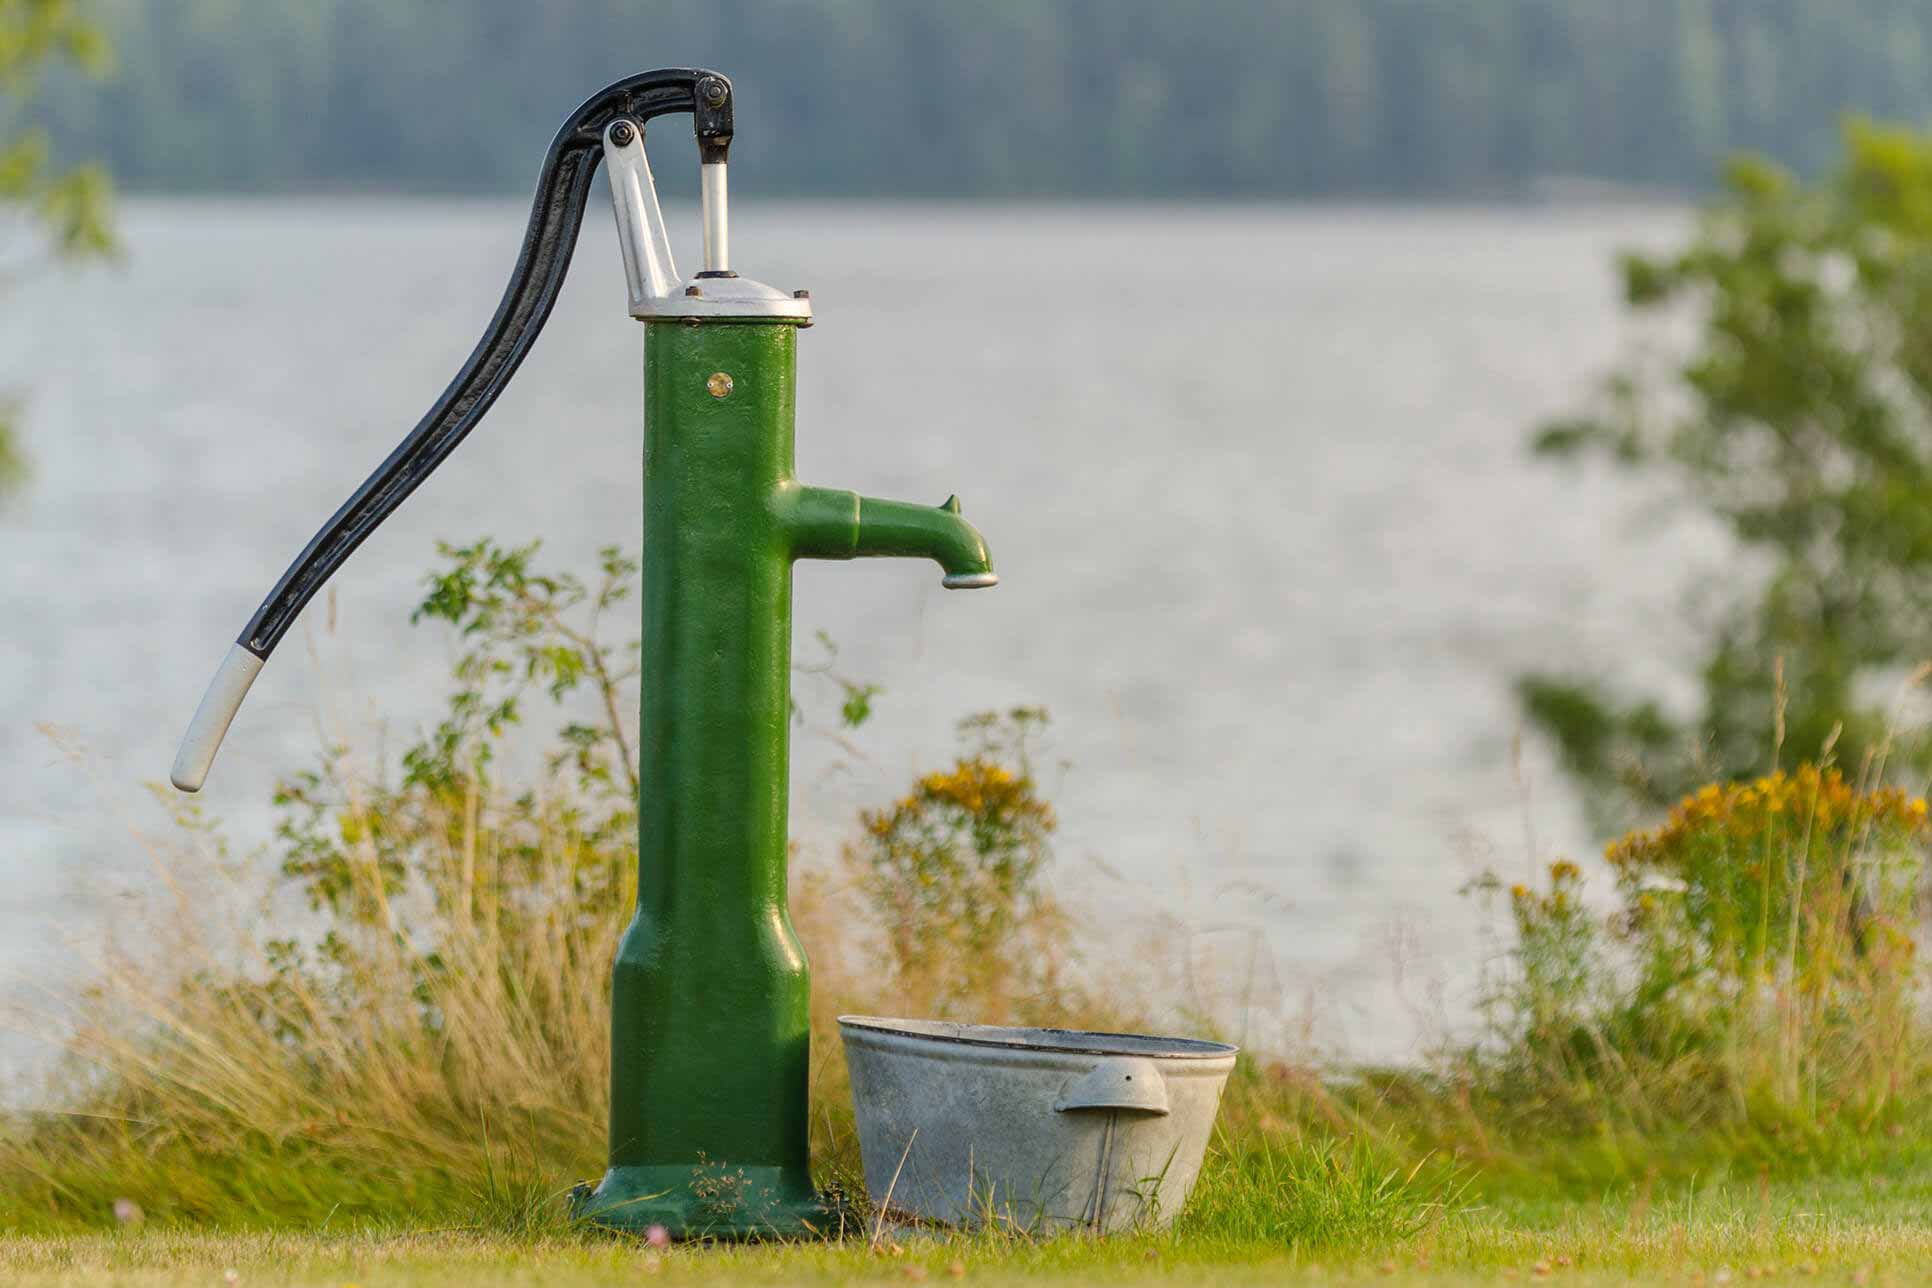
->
1524, 121, 1932, 826
0, 0, 113, 502
32, 0, 1932, 198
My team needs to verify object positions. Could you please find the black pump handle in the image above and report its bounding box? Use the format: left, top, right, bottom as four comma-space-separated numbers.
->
240, 67, 731, 659
171, 68, 732, 793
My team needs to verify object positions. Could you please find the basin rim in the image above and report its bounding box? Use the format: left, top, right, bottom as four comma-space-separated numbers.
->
837, 1014, 1238, 1061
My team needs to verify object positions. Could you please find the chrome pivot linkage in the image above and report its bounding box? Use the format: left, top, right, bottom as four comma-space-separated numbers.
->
599, 115, 809, 322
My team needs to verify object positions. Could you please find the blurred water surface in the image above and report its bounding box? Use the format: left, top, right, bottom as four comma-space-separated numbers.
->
2, 199, 1712, 1063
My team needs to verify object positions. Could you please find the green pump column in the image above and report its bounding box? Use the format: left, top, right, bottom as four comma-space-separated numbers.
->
584, 318, 822, 1236
579, 303, 996, 1239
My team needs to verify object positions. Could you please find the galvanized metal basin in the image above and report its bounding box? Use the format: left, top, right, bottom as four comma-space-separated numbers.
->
839, 1015, 1238, 1233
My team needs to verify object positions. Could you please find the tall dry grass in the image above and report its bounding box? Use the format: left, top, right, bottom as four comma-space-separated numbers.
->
3, 782, 614, 1225
2, 716, 1233, 1229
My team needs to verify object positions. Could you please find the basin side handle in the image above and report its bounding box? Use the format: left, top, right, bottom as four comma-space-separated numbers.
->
1052, 1056, 1170, 1116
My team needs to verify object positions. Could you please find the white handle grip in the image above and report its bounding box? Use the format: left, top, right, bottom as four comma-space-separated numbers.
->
170, 644, 264, 792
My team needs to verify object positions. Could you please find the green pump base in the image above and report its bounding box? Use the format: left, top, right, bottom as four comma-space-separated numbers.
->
572, 1165, 833, 1240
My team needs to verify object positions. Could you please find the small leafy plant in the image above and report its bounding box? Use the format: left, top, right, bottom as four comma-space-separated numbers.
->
846, 707, 1063, 1015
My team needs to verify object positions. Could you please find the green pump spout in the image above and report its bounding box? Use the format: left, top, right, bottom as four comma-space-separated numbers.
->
782, 486, 997, 588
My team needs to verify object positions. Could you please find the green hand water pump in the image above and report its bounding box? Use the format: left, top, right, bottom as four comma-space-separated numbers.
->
170, 67, 997, 1237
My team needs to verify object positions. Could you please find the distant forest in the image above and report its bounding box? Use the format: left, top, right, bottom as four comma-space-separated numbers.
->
35, 0, 1932, 197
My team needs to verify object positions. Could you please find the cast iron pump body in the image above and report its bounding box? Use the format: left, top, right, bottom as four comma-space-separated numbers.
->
170, 68, 997, 1237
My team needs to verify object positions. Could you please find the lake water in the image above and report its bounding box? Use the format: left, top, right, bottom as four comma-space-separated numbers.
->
1, 198, 1713, 1067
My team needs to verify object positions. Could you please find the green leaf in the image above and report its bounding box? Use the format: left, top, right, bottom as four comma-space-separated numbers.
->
839, 682, 881, 730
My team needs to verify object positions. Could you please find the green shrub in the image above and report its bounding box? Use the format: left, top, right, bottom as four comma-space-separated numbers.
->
1526, 122, 1932, 827
1467, 764, 1931, 1146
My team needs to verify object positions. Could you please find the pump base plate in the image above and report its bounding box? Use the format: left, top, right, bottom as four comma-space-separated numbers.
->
573, 1163, 835, 1240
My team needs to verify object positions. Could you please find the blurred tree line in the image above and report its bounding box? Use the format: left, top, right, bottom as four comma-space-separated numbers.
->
35, 0, 1932, 197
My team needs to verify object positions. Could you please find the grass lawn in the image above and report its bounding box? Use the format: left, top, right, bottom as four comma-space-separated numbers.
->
7, 1174, 1932, 1286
